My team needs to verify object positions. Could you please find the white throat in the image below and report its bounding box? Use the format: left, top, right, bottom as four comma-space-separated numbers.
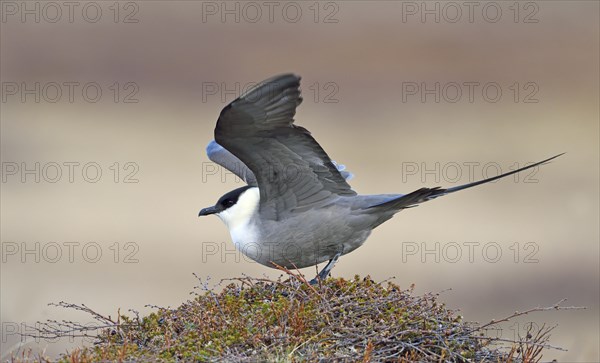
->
216, 187, 260, 240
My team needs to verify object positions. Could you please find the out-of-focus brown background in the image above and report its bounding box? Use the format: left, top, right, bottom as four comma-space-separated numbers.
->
1, 1, 598, 360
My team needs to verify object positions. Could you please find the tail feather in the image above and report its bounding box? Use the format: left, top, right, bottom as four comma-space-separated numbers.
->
366, 153, 563, 212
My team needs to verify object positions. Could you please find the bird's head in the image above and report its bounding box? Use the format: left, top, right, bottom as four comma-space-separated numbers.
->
198, 186, 259, 229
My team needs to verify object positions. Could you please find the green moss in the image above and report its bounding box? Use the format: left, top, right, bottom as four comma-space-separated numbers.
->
29, 275, 554, 362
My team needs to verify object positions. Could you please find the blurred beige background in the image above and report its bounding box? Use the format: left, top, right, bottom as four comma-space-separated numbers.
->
1, 1, 598, 361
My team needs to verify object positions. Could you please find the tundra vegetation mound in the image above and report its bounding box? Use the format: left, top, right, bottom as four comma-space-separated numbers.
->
19, 273, 578, 362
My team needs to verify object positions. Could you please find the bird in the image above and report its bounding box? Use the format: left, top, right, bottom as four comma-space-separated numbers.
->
198, 74, 561, 283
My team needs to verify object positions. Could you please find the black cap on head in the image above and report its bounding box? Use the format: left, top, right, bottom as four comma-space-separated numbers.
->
199, 185, 253, 216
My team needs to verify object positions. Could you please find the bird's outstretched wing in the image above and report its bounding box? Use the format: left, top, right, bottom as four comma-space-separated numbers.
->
214, 74, 356, 220
366, 153, 564, 212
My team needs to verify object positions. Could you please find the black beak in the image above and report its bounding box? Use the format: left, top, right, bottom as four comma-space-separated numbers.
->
198, 206, 219, 217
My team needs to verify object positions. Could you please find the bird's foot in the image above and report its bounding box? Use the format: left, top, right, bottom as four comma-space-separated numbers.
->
309, 252, 341, 285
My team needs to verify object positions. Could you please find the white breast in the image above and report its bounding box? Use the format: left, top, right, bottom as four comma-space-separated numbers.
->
216, 187, 261, 250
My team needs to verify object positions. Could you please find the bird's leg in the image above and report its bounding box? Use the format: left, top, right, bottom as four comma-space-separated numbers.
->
310, 252, 342, 285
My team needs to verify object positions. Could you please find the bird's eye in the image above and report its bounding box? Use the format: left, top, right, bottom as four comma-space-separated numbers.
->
223, 199, 234, 207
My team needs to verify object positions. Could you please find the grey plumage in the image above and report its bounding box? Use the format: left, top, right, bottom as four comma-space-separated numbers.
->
206, 140, 257, 185
214, 74, 356, 221
200, 73, 562, 275
206, 140, 353, 187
